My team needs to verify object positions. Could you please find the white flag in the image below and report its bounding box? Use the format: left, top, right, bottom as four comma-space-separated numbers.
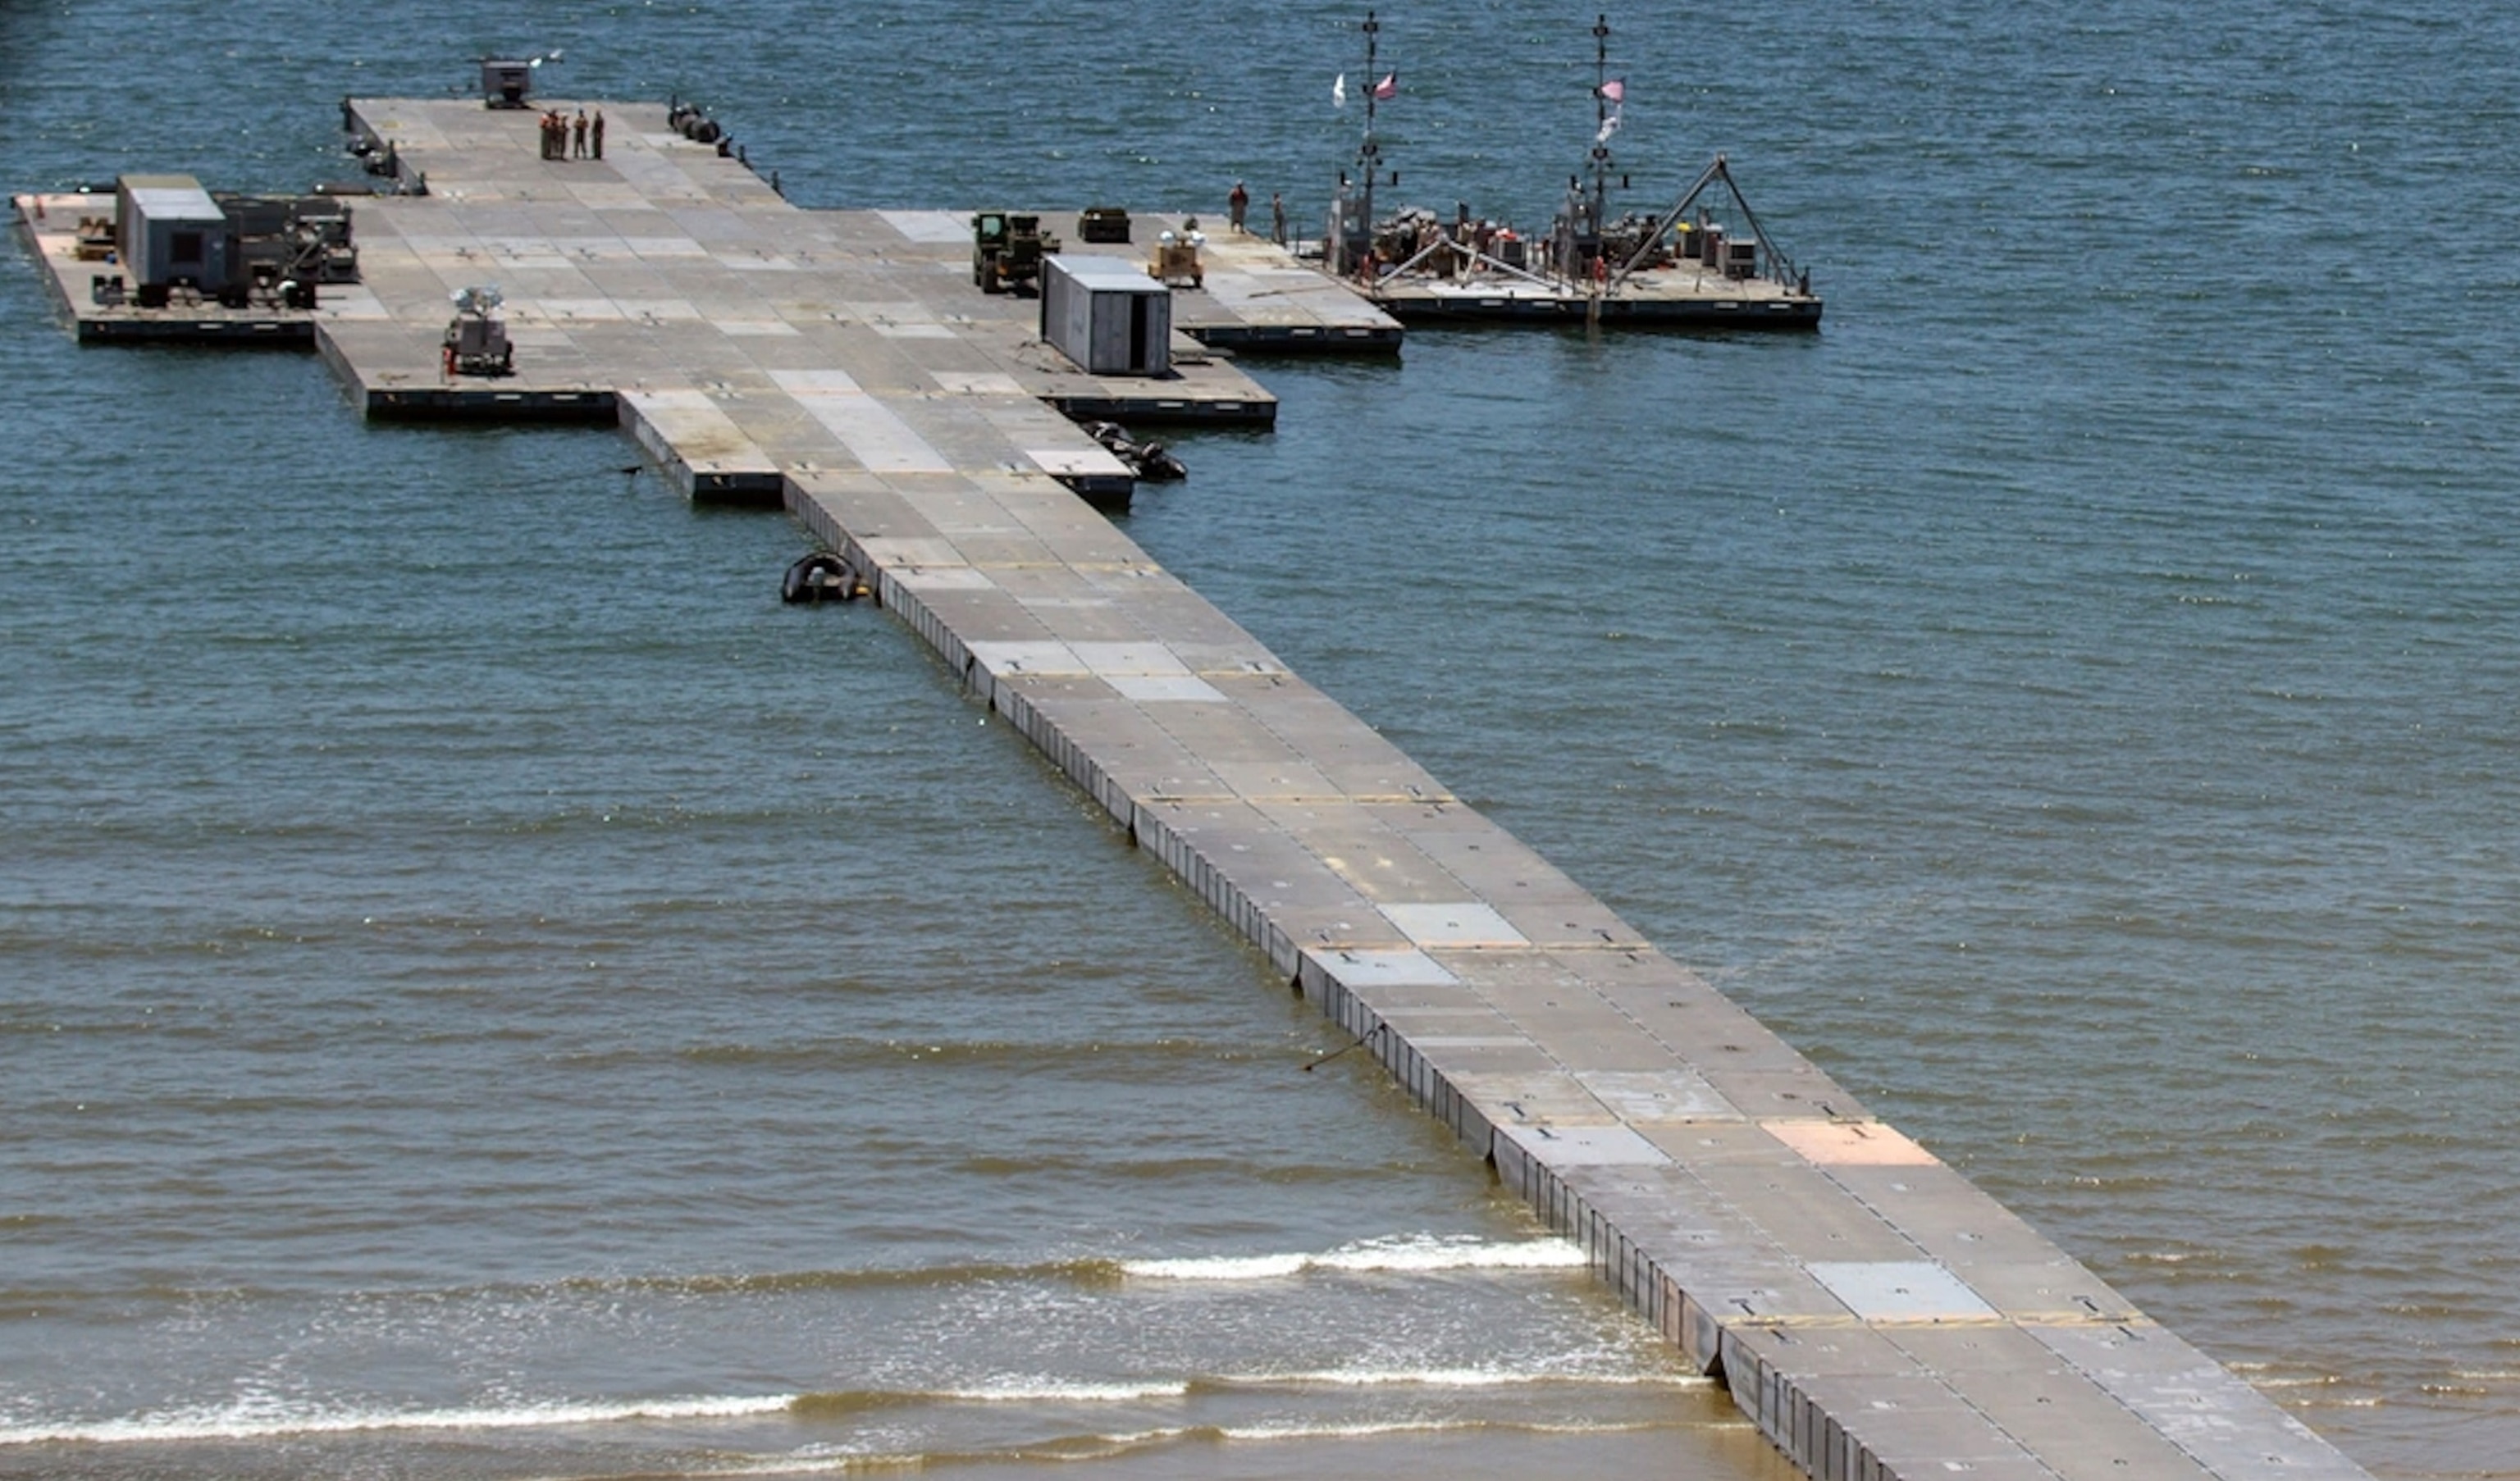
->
1333, 73, 1347, 108
1596, 110, 1622, 145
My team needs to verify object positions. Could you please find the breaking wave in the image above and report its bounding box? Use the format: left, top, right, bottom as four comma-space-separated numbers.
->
542, 1233, 1586, 1300
1121, 1233, 1586, 1281
1, 1361, 1703, 1448
0, 1393, 794, 1447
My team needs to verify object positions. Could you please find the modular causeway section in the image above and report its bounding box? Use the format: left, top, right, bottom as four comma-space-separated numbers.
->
13, 93, 2376, 1481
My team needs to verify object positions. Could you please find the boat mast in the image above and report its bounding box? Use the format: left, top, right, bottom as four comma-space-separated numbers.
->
1357, 12, 1382, 261
1330, 11, 1386, 276
1587, 13, 1614, 234
1553, 14, 1616, 282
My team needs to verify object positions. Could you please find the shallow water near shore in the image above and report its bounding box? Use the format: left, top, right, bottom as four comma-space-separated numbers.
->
6, 2, 2520, 1478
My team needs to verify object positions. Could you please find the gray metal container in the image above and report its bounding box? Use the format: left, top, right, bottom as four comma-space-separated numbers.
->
1039, 255, 1171, 376
116, 175, 231, 291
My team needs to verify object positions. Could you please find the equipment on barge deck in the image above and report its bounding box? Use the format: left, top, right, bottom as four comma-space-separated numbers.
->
215, 192, 359, 288
1146, 222, 1204, 289
1602, 151, 1812, 296
1078, 207, 1131, 244
1316, 11, 1817, 316
116, 175, 230, 302
972, 212, 1059, 294
441, 284, 514, 377
1043, 256, 1173, 376
103, 174, 354, 310
1535, 10, 1815, 303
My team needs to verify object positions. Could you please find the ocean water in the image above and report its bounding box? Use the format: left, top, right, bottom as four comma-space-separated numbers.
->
5, 2, 2519, 1478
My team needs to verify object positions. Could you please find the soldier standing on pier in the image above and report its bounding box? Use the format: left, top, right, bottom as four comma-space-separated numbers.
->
1271, 192, 1287, 246
573, 110, 589, 158
591, 109, 605, 160
1227, 180, 1249, 233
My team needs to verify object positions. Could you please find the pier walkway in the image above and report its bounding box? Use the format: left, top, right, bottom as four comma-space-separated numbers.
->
15, 97, 2374, 1481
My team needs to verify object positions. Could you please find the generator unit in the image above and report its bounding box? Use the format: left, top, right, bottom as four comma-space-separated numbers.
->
1146, 226, 1203, 289
216, 193, 360, 288
443, 285, 514, 376
1040, 256, 1171, 377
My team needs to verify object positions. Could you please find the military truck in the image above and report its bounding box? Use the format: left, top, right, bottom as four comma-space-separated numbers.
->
972, 212, 1059, 294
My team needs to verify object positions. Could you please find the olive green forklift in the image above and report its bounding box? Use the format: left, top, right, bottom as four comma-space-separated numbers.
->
971, 212, 1060, 294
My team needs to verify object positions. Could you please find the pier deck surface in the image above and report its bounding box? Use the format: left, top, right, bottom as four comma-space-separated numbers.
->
15, 96, 2371, 1481
892, 207, 1405, 354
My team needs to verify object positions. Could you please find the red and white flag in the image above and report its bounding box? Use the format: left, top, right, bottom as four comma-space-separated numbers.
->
1598, 78, 1625, 103
1372, 73, 1398, 101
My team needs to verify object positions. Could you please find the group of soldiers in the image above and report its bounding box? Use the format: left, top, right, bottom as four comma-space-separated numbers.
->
1224, 180, 1290, 245
539, 108, 605, 161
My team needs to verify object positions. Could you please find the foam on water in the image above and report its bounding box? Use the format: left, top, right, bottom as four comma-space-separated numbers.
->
0, 1393, 797, 1447
1122, 1235, 1586, 1281
1220, 1368, 1707, 1391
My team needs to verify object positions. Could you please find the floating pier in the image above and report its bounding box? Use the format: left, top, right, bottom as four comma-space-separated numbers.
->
16, 99, 1406, 502
14, 89, 2372, 1481
1319, 13, 1824, 329
1336, 149, 1828, 329
1362, 264, 1821, 327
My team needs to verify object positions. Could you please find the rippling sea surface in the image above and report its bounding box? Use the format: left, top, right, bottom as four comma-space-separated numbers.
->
5, 2, 2518, 1478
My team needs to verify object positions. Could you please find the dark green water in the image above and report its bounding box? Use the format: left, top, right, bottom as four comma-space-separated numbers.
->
6, 3, 2518, 1477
